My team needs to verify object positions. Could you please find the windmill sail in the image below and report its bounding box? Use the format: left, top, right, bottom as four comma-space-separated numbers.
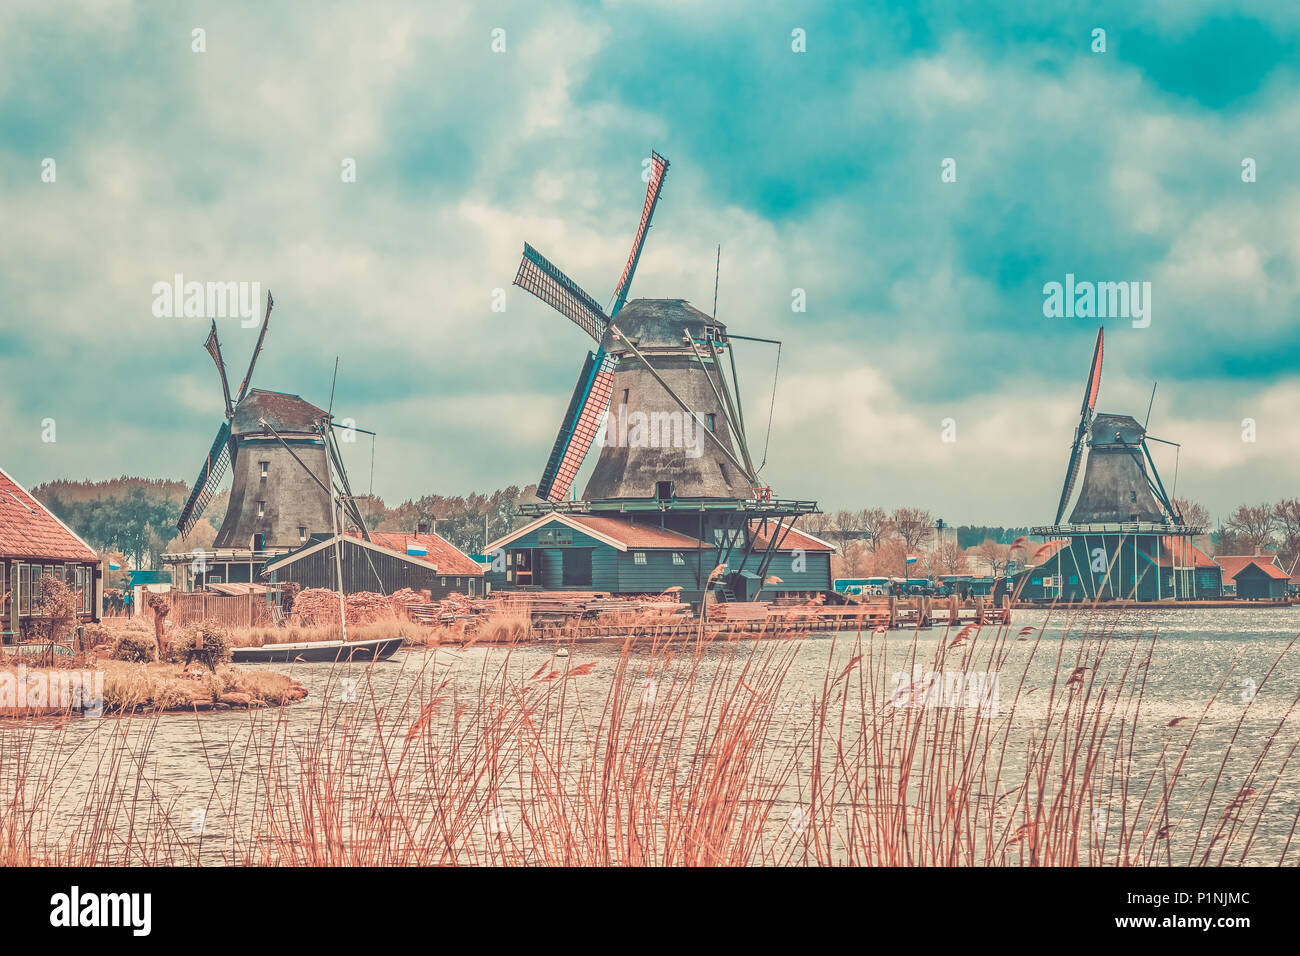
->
537, 349, 617, 501
204, 321, 234, 419
514, 245, 610, 343
611, 151, 669, 316
177, 421, 232, 536
234, 289, 273, 405
1054, 328, 1104, 524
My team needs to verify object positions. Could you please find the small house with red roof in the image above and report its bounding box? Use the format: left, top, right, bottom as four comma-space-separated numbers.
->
0, 466, 101, 640
484, 512, 832, 600
261, 526, 484, 600
1214, 555, 1291, 601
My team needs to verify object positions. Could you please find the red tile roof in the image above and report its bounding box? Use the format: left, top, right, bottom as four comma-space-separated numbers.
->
0, 467, 98, 562
358, 530, 484, 576
564, 515, 709, 550
1147, 537, 1217, 568
748, 520, 835, 552
1215, 554, 1290, 581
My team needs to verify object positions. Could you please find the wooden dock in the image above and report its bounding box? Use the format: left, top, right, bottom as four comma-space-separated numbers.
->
402, 592, 1011, 641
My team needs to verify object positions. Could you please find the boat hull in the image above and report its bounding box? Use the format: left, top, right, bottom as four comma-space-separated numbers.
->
231, 636, 405, 664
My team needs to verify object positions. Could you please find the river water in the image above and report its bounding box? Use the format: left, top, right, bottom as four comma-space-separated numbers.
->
4, 606, 1298, 866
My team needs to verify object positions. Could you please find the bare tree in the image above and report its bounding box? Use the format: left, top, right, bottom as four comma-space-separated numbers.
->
1225, 503, 1276, 555
892, 507, 933, 552
932, 541, 968, 575
803, 511, 834, 538
831, 510, 859, 556
857, 507, 894, 552
1273, 499, 1300, 572
973, 539, 1012, 576
1172, 498, 1210, 531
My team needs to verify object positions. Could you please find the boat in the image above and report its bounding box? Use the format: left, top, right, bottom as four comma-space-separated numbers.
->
232, 636, 404, 664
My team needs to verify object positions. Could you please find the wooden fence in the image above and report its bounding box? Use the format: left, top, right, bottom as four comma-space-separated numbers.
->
145, 591, 273, 629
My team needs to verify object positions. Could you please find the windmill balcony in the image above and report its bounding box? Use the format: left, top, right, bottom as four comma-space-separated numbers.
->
1030, 521, 1206, 537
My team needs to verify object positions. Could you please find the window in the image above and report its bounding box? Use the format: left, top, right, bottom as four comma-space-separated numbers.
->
257, 501, 266, 517
622, 389, 629, 405
260, 461, 269, 478
633, 552, 647, 566
252, 534, 265, 551
706, 413, 716, 432
656, 480, 674, 501
672, 552, 685, 566
456, 577, 462, 587
441, 577, 446, 586
299, 526, 307, 543
19, 564, 30, 615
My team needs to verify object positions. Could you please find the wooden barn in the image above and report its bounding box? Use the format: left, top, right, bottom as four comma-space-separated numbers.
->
485, 512, 831, 600
1214, 555, 1291, 601
1015, 536, 1221, 602
0, 466, 101, 642
262, 528, 483, 599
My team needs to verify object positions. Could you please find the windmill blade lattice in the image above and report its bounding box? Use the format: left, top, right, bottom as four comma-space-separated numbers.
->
204, 321, 234, 420
537, 350, 618, 502
234, 290, 273, 405
177, 421, 232, 536
1054, 327, 1104, 524
612, 150, 669, 316
514, 244, 610, 343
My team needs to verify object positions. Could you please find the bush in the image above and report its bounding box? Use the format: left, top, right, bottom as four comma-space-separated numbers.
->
169, 621, 233, 665
81, 623, 115, 648
109, 631, 159, 663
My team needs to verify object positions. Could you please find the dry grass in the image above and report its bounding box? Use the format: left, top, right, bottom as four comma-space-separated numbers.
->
0, 611, 1296, 866
222, 619, 429, 648
0, 658, 306, 716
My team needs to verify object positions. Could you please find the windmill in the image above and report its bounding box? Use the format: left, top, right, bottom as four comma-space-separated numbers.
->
1051, 328, 1182, 527
175, 292, 359, 554
512, 150, 762, 505
1029, 327, 1207, 602
504, 151, 824, 604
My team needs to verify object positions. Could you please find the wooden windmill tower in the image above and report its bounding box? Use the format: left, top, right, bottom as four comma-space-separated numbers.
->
1028, 328, 1211, 602
168, 294, 373, 589
503, 152, 827, 602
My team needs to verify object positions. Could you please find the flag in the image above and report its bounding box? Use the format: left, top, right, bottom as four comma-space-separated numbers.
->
905, 554, 918, 565
108, 561, 121, 570
406, 545, 428, 557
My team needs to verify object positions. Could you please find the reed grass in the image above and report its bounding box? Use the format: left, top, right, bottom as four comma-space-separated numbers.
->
0, 610, 1295, 866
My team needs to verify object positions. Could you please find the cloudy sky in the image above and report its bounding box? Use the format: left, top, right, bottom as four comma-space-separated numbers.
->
1, 0, 1297, 525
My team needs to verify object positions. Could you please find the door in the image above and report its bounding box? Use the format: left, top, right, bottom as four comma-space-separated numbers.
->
514, 550, 533, 586
562, 549, 593, 588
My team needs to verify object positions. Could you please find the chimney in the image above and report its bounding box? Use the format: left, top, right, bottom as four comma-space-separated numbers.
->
417, 521, 429, 535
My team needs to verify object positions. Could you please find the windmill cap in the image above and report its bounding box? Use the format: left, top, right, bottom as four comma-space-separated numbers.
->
614, 298, 724, 347
1089, 413, 1145, 446
232, 388, 328, 434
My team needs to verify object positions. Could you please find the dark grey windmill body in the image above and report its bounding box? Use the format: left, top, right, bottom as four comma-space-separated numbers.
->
214, 389, 333, 549
584, 299, 753, 501
1067, 413, 1166, 525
